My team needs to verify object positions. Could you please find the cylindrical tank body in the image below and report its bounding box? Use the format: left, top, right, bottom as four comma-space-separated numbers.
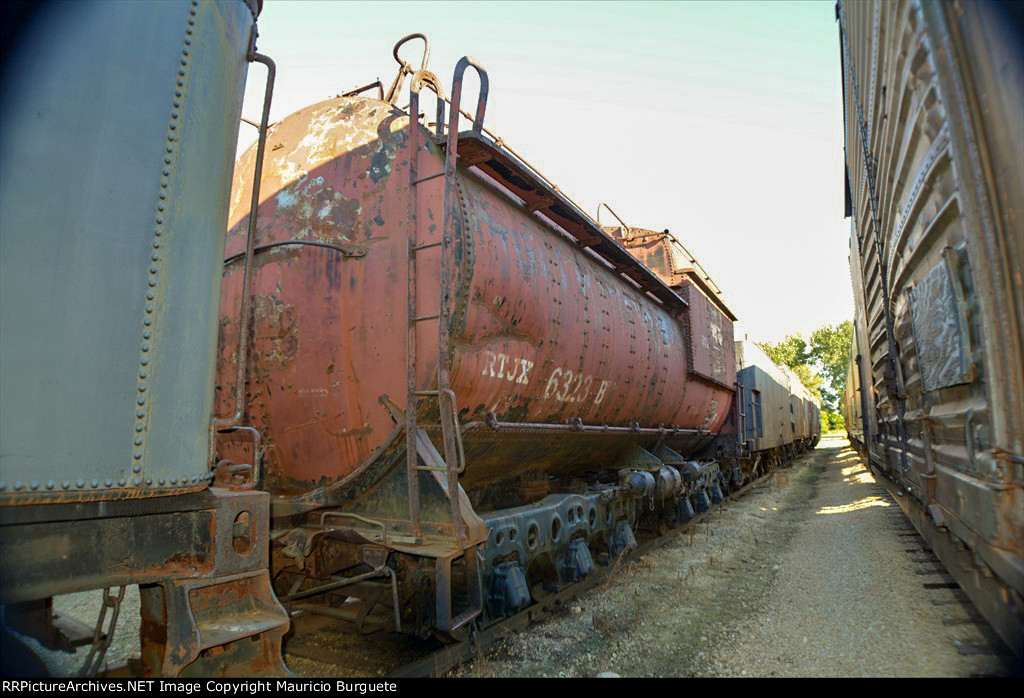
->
0, 0, 258, 504
217, 96, 731, 496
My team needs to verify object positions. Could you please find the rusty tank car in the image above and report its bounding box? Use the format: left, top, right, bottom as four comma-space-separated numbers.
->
214, 35, 812, 638
838, 0, 1023, 656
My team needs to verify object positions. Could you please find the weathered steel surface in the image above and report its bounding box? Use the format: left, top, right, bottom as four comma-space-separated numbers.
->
216, 96, 732, 497
0, 0, 255, 503
839, 0, 1023, 654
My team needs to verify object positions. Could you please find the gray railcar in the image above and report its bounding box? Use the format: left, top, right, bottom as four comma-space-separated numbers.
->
0, 0, 288, 676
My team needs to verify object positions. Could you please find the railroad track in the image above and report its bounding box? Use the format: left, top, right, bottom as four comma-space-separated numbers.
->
868, 473, 1022, 674
282, 466, 778, 678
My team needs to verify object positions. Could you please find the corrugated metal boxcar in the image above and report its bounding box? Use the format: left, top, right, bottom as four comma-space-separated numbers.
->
736, 341, 792, 457
838, 0, 1022, 654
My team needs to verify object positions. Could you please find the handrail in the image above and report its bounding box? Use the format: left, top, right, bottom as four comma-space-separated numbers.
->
212, 36, 275, 449
386, 33, 430, 104
596, 202, 630, 234
409, 69, 446, 139
439, 56, 490, 550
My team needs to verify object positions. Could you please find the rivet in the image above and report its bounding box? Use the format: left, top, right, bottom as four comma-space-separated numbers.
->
139, 380, 148, 388
175, 90, 182, 98
140, 357, 149, 366
46, 481, 55, 490
167, 134, 175, 142
76, 479, 85, 488
134, 436, 143, 446
171, 478, 178, 485
177, 69, 185, 77
171, 112, 178, 120
169, 123, 177, 132
14, 481, 24, 491
143, 331, 152, 340
146, 292, 155, 301
153, 240, 161, 248
144, 316, 152, 325
29, 481, 39, 491
149, 265, 158, 274
146, 478, 153, 485
182, 48, 189, 56
176, 79, 184, 87
91, 480, 99, 488
62, 481, 70, 489
139, 369, 147, 379
133, 477, 142, 486
136, 409, 145, 418
164, 157, 171, 165
148, 279, 157, 287
155, 215, 163, 224
133, 450, 142, 460
141, 343, 150, 352
186, 28, 193, 35
137, 396, 146, 405
118, 479, 127, 487
158, 478, 166, 485
132, 465, 142, 474
105, 479, 113, 488
135, 423, 144, 432
187, 19, 194, 26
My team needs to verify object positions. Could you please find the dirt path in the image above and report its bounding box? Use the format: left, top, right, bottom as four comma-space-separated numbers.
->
461, 437, 1007, 677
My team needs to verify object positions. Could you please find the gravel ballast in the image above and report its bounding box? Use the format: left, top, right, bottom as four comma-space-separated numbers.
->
460, 437, 1008, 677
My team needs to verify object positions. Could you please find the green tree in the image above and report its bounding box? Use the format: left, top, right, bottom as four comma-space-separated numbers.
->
809, 321, 852, 409
758, 335, 810, 369
757, 321, 853, 419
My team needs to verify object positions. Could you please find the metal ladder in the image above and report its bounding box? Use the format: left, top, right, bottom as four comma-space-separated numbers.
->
404, 57, 489, 633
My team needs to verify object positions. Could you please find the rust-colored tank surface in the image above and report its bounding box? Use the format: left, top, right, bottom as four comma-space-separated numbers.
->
216, 96, 730, 496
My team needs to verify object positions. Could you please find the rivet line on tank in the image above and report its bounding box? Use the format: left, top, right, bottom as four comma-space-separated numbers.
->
129, 5, 200, 492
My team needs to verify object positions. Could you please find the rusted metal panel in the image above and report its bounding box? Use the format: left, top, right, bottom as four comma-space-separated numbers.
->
216, 96, 732, 497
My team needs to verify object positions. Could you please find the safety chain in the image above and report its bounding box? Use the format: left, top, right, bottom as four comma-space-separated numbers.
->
78, 586, 127, 678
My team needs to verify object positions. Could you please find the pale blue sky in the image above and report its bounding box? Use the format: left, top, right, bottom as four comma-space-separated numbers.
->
238, 0, 852, 342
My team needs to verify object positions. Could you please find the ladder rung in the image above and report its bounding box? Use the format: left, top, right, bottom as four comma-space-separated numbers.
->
412, 241, 442, 252
412, 172, 445, 185
412, 314, 439, 322
414, 466, 448, 472
412, 390, 439, 397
